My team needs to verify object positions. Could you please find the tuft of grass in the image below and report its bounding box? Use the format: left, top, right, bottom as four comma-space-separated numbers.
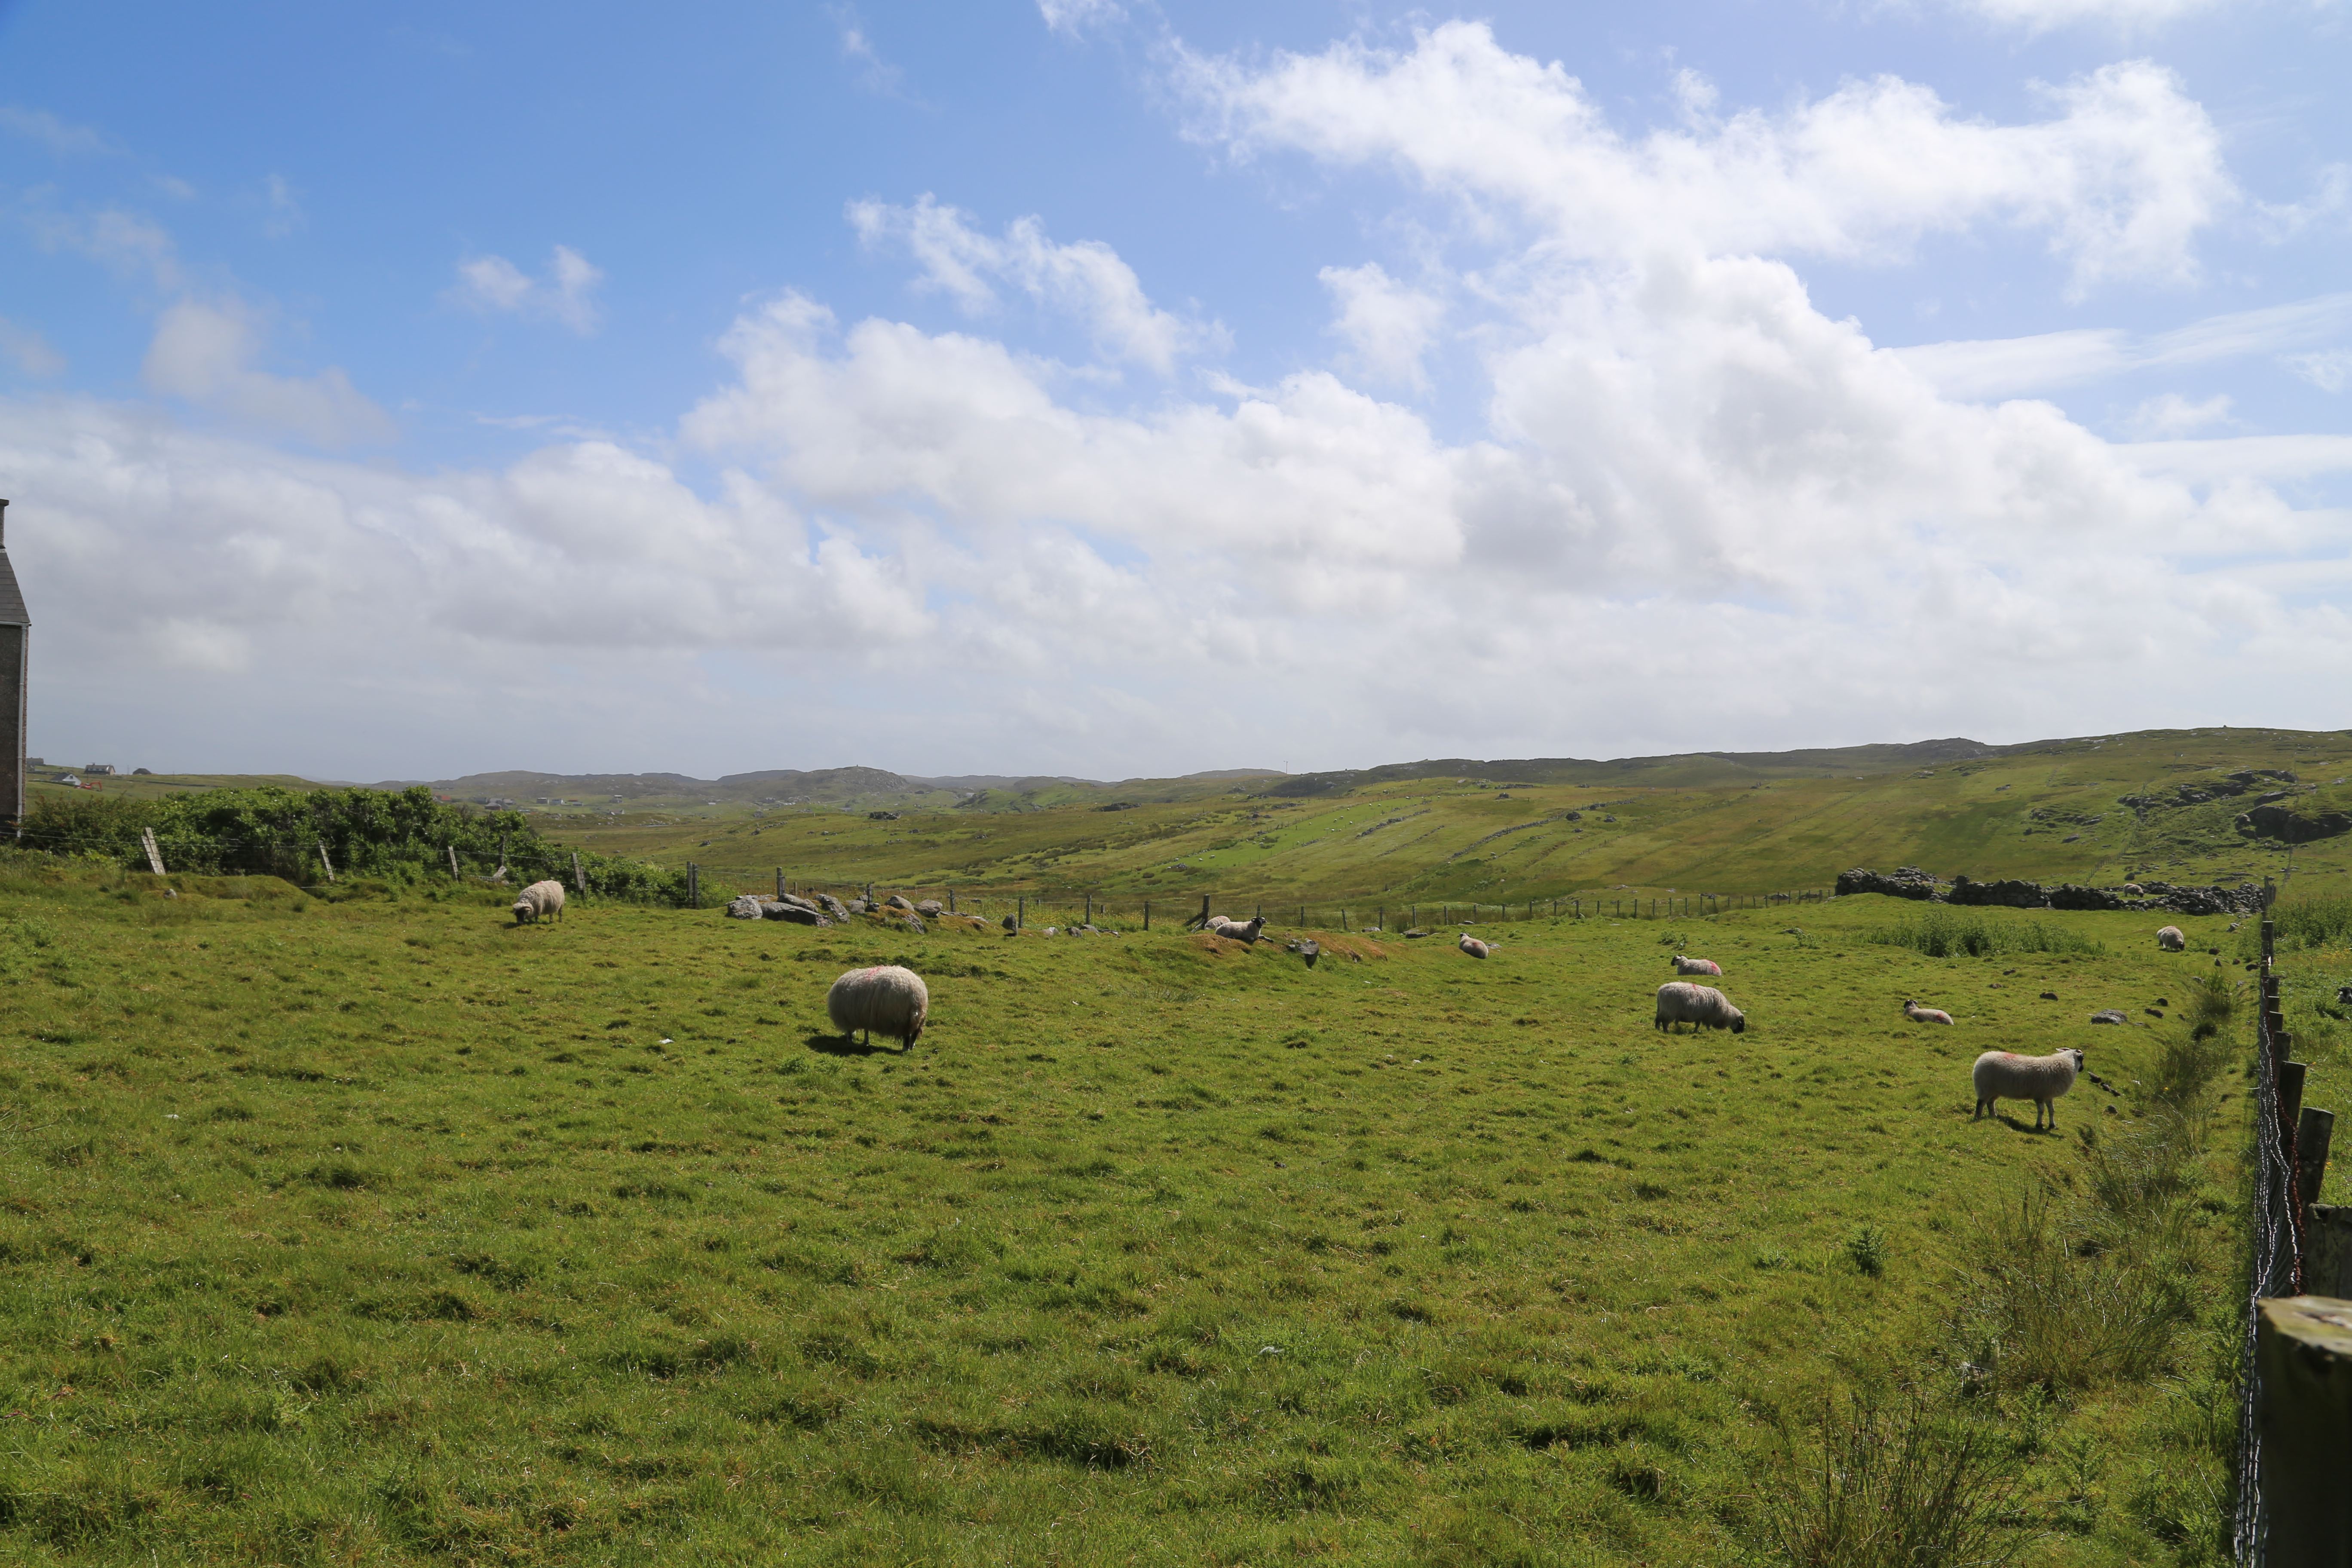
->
1760, 1386, 2026, 1568
1864, 908, 2104, 958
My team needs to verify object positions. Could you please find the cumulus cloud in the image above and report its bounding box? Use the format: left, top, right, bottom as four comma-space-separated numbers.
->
0, 104, 121, 158
21, 205, 181, 291
141, 298, 394, 446
1320, 263, 1446, 388
851, 195, 1219, 372
1179, 23, 2233, 294
2285, 350, 2352, 393
452, 245, 604, 334
1954, 0, 2226, 33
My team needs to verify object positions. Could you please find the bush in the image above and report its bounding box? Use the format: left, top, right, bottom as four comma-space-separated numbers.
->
1955, 1189, 2197, 1396
1864, 910, 2102, 959
2254, 892, 2352, 955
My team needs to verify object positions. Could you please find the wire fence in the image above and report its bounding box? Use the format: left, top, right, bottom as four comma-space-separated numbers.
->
2233, 897, 2309, 1565
676, 867, 1833, 928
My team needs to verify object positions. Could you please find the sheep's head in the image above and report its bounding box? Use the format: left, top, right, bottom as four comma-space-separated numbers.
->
1729, 1014, 1746, 1034
2061, 1048, 2085, 1071
511, 900, 533, 921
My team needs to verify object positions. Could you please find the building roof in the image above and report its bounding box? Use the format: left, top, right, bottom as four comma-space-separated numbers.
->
0, 547, 26, 626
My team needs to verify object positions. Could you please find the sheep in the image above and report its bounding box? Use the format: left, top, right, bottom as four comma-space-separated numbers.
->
1655, 981, 1745, 1034
1972, 1047, 2084, 1130
1903, 999, 1955, 1025
1459, 934, 1492, 959
2156, 926, 2187, 952
511, 880, 566, 924
1670, 955, 1722, 976
825, 965, 930, 1052
1206, 915, 1266, 943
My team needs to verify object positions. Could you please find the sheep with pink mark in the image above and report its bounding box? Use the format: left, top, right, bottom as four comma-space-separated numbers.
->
1903, 999, 1954, 1025
1670, 955, 1721, 976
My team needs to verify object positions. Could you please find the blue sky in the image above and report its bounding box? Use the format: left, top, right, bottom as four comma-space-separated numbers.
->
1, 0, 2348, 780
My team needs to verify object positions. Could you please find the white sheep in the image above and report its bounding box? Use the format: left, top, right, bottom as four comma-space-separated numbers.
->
511, 880, 566, 924
2156, 926, 2187, 952
1903, 999, 1954, 1025
1670, 955, 1722, 976
1972, 1047, 2084, 1130
825, 965, 930, 1052
1207, 915, 1266, 943
1655, 981, 1745, 1034
1459, 934, 1492, 959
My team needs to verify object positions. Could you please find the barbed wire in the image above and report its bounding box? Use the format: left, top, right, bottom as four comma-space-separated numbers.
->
2234, 901, 2304, 1566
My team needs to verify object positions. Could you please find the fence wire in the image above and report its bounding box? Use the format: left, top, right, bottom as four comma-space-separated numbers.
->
2233, 910, 2307, 1566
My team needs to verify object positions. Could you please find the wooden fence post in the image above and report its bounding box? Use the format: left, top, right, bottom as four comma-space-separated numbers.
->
948, 888, 956, 912
1085, 892, 1093, 926
1143, 900, 1150, 930
1018, 896, 1026, 929
142, 827, 164, 876
446, 843, 459, 878
2253, 1297, 2352, 1561
497, 833, 508, 882
574, 851, 587, 893
316, 839, 337, 884
2297, 1107, 2335, 1219
688, 863, 699, 908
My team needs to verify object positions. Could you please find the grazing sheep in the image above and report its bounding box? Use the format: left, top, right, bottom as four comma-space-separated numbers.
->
1903, 999, 1955, 1026
1459, 934, 1492, 959
1655, 981, 1745, 1034
2156, 926, 2187, 952
511, 880, 566, 925
1207, 915, 1266, 943
825, 965, 930, 1052
1670, 955, 1722, 976
1972, 1047, 2084, 1130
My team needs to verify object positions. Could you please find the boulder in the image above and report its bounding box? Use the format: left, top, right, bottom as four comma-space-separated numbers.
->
916, 900, 944, 917
764, 902, 826, 925
2090, 1009, 2129, 1025
2237, 803, 2352, 843
885, 894, 916, 911
1001, 913, 1018, 931
2047, 883, 2126, 912
725, 894, 766, 920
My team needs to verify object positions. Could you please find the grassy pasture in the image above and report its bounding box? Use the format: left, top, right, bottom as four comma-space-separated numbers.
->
0, 858, 2259, 1565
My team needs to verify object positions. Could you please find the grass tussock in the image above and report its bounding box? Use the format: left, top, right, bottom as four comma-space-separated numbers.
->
1864, 908, 2105, 959
1760, 1386, 2026, 1568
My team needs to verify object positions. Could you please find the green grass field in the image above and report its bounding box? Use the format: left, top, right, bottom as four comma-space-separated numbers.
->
0, 851, 2286, 1565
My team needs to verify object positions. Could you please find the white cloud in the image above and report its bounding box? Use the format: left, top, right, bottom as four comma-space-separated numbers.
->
1038, 0, 1122, 35
1179, 24, 2233, 294
1319, 263, 1446, 387
2123, 391, 2234, 438
850, 196, 1219, 372
22, 205, 181, 291
141, 298, 395, 446
0, 317, 64, 378
1955, 0, 2226, 33
452, 246, 604, 334
262, 174, 304, 239
2285, 350, 2352, 392
1899, 291, 2352, 399
831, 5, 915, 98
0, 104, 121, 157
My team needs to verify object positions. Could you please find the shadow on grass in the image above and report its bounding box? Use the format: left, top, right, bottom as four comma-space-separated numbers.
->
803, 1031, 900, 1058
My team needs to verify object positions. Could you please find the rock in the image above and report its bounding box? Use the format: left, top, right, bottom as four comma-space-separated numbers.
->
1835, 867, 1941, 900
846, 899, 870, 914
1002, 913, 1019, 931
1299, 940, 1320, 968
2090, 1009, 2129, 1025
764, 903, 826, 925
2047, 883, 2125, 912
1402, 929, 1430, 938
2039, 991, 2059, 1000
2237, 803, 2352, 843
900, 915, 926, 934
815, 892, 852, 921
1947, 876, 2045, 908
726, 894, 766, 920
916, 900, 944, 917
885, 894, 916, 911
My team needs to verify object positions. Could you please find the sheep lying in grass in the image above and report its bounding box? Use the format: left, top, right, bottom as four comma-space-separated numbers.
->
1207, 915, 1266, 943
1903, 999, 1954, 1025
511, 880, 566, 924
1670, 955, 1722, 976
826, 965, 930, 1053
1459, 934, 1492, 959
2156, 926, 2187, 952
1972, 1047, 2084, 1130
1655, 981, 1745, 1034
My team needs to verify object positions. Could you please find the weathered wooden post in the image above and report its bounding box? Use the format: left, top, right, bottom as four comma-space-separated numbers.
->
2300, 1109, 2336, 1219
446, 843, 459, 878
0, 500, 26, 840
142, 827, 165, 876
1018, 896, 1026, 929
574, 851, 587, 893
1143, 900, 1150, 930
316, 839, 337, 883
687, 862, 699, 908
2254, 1295, 2352, 1562
1085, 892, 1093, 926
